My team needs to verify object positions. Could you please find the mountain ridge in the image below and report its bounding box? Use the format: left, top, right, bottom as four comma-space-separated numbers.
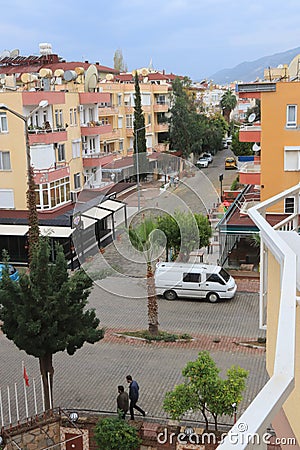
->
208, 46, 300, 84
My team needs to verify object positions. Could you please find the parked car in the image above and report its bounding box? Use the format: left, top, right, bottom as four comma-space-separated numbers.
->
196, 157, 209, 168
222, 139, 228, 149
0, 263, 19, 281
200, 152, 213, 163
155, 262, 237, 303
225, 156, 237, 170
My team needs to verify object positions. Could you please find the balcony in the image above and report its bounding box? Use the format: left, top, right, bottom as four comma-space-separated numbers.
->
153, 102, 169, 112
154, 123, 169, 132
239, 124, 261, 142
28, 128, 67, 145
33, 163, 70, 184
81, 123, 112, 136
238, 159, 261, 185
79, 92, 111, 105
82, 153, 115, 168
22, 91, 66, 106
98, 105, 119, 115
218, 184, 300, 448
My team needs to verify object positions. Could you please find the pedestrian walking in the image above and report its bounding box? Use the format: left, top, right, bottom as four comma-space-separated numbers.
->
126, 375, 147, 420
117, 385, 129, 419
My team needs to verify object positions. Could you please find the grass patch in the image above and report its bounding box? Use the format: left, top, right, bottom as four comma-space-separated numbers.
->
119, 330, 192, 342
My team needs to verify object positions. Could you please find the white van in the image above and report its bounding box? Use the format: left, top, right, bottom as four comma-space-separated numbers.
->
154, 262, 237, 303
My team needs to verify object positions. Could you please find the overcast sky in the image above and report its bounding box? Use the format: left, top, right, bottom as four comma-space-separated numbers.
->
1, 0, 300, 80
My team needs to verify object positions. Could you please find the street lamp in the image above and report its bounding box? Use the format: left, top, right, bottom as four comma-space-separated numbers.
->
219, 173, 223, 202
135, 123, 150, 211
0, 100, 49, 257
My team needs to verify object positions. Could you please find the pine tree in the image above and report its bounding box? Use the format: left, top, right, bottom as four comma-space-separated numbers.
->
26, 165, 40, 261
0, 238, 104, 410
133, 71, 148, 180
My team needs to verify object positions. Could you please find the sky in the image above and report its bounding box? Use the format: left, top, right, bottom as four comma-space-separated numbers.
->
1, 0, 300, 81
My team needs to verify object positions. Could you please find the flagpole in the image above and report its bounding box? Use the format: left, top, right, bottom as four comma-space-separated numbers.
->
40, 375, 45, 412
7, 385, 11, 425
22, 361, 29, 418
47, 371, 52, 410
0, 388, 4, 427
33, 378, 37, 415
14, 383, 20, 422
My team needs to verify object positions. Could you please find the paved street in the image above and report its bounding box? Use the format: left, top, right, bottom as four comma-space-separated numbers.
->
0, 148, 267, 429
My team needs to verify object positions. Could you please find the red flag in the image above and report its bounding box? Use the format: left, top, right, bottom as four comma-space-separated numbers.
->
23, 366, 29, 387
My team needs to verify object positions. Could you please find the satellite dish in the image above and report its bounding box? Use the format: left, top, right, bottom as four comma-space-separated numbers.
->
10, 49, 20, 58
54, 69, 64, 77
105, 73, 114, 81
21, 73, 38, 83
141, 68, 149, 77
75, 66, 84, 75
288, 53, 300, 79
248, 113, 256, 123
84, 64, 98, 92
63, 70, 78, 81
39, 68, 53, 78
0, 79, 5, 85
0, 50, 10, 59
252, 143, 261, 152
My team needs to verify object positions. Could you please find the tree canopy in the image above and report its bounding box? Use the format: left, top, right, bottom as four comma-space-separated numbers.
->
231, 130, 253, 156
163, 351, 248, 430
169, 78, 228, 157
113, 49, 127, 72
156, 211, 212, 261
220, 90, 237, 123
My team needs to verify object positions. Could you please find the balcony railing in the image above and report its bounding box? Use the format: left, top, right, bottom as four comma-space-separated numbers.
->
33, 163, 70, 184
218, 183, 300, 448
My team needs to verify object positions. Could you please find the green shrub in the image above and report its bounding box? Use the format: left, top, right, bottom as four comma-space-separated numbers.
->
94, 417, 141, 450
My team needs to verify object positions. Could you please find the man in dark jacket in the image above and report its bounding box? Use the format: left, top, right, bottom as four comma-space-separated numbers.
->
117, 385, 129, 419
126, 375, 147, 420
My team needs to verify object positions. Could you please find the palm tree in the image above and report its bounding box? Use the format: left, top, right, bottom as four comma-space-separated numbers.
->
220, 90, 237, 123
129, 218, 159, 336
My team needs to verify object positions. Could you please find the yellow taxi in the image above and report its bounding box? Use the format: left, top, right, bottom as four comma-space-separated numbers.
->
225, 156, 237, 170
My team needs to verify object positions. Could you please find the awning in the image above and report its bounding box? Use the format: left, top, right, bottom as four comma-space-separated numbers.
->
82, 207, 112, 221
39, 226, 73, 238
80, 216, 97, 230
0, 225, 29, 236
100, 199, 126, 212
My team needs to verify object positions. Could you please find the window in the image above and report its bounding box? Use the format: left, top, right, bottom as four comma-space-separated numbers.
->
156, 95, 166, 105
286, 105, 297, 128
183, 273, 200, 283
0, 151, 11, 170
206, 273, 225, 285
119, 140, 123, 151
74, 173, 81, 190
118, 116, 123, 129
0, 112, 8, 133
118, 94, 122, 106
36, 177, 70, 210
57, 144, 65, 162
72, 140, 81, 159
285, 197, 295, 213
126, 114, 134, 128
0, 189, 14, 208
141, 93, 151, 106
284, 146, 300, 171
54, 109, 63, 128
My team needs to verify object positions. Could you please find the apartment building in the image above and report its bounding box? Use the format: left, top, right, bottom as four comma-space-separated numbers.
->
218, 77, 300, 448
0, 53, 172, 212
